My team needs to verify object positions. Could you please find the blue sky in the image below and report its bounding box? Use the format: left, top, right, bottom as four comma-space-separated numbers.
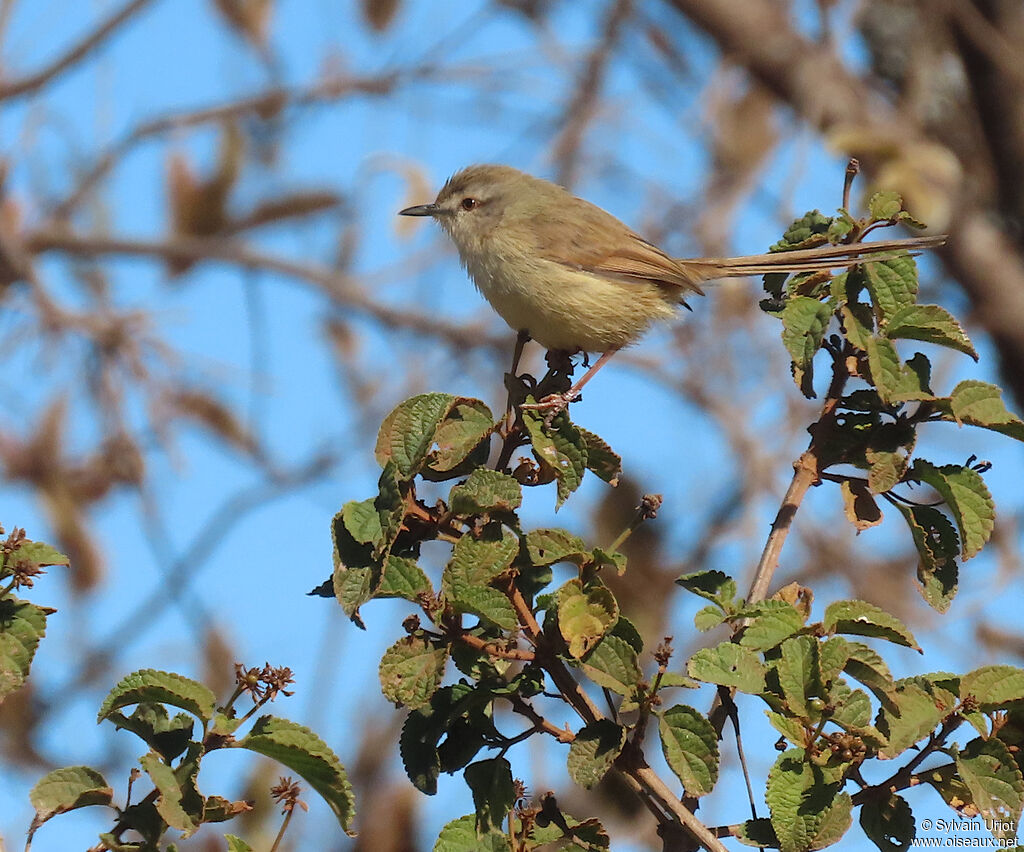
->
2, 2, 1023, 850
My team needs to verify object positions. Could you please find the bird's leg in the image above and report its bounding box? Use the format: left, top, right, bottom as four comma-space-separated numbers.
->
503, 330, 533, 429
520, 348, 620, 421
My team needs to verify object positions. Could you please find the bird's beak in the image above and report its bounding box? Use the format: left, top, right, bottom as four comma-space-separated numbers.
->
398, 203, 441, 217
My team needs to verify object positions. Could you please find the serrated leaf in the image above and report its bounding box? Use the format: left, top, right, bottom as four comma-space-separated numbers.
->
831, 686, 872, 730
529, 813, 610, 849
449, 469, 522, 515
909, 461, 994, 560
239, 715, 355, 831
30, 766, 112, 822
955, 738, 1024, 837
734, 818, 780, 848
675, 570, 737, 611
859, 793, 915, 852
687, 642, 766, 693
885, 304, 978, 360
842, 642, 896, 705
224, 836, 253, 852
868, 191, 904, 221
766, 748, 853, 852
866, 448, 911, 494
738, 600, 806, 651
557, 579, 618, 659
427, 398, 495, 475
875, 683, 945, 759
781, 296, 833, 369
589, 546, 626, 575
961, 666, 1024, 711
464, 758, 515, 837
864, 254, 918, 323
376, 555, 432, 601
610, 616, 643, 654
948, 380, 1024, 442
375, 393, 456, 478
892, 502, 959, 613
106, 703, 194, 762
7, 539, 69, 569
525, 528, 588, 567
523, 409, 587, 507
341, 498, 382, 546
823, 600, 920, 651
818, 637, 852, 688
864, 338, 934, 404
433, 814, 511, 852
443, 528, 519, 629
375, 460, 404, 554
771, 210, 833, 251
378, 635, 448, 709
97, 669, 216, 726
140, 751, 200, 836
766, 711, 807, 747
568, 720, 626, 789
0, 596, 48, 699
579, 634, 641, 695
577, 427, 621, 485
776, 635, 816, 718
840, 479, 883, 531
694, 605, 725, 632
659, 705, 719, 796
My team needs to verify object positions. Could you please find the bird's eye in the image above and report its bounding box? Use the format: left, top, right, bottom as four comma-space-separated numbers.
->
460, 197, 478, 211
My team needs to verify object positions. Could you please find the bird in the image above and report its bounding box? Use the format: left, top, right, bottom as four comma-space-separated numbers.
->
399, 164, 945, 412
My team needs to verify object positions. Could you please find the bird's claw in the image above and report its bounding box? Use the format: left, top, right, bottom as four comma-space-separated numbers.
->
520, 392, 575, 426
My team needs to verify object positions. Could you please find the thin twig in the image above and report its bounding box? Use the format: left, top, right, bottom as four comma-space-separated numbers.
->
0, 0, 155, 100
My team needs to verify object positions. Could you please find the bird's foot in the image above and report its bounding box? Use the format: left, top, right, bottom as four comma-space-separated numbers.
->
520, 391, 577, 426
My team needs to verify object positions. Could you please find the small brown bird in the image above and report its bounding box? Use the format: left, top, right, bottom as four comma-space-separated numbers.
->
400, 165, 945, 410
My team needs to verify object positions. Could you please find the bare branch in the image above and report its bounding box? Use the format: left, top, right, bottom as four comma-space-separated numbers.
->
0, 0, 156, 100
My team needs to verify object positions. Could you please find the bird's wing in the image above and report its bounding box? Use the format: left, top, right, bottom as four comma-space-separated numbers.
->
528, 199, 706, 296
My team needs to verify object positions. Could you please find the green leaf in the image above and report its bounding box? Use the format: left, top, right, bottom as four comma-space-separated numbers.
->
433, 815, 511, 852
376, 555, 433, 601
426, 398, 495, 475
29, 766, 112, 823
106, 703, 194, 762
238, 715, 355, 832
464, 758, 515, 837
610, 616, 643, 654
885, 304, 978, 360
780, 296, 833, 389
868, 191, 904, 221
375, 460, 404, 554
579, 634, 641, 695
866, 448, 911, 494
843, 642, 896, 706
734, 818, 780, 848
766, 711, 807, 747
443, 528, 519, 630
908, 460, 994, 560
687, 642, 766, 693
858, 793, 915, 852
556, 579, 618, 659
694, 605, 725, 632
892, 502, 959, 613
818, 637, 851, 688
675, 570, 737, 612
823, 600, 920, 651
863, 339, 933, 404
738, 600, 806, 651
577, 427, 622, 485
948, 380, 1024, 442
523, 409, 588, 507
875, 683, 946, 759
525, 528, 589, 567
955, 738, 1024, 838
139, 751, 200, 836
7, 539, 69, 570
961, 666, 1024, 711
449, 469, 522, 515
776, 635, 816, 718
378, 635, 448, 709
658, 705, 719, 797
0, 596, 48, 700
765, 748, 853, 852
224, 836, 253, 852
864, 254, 918, 323
840, 302, 874, 350
568, 720, 626, 789
376, 393, 457, 478
770, 210, 833, 251
97, 669, 216, 726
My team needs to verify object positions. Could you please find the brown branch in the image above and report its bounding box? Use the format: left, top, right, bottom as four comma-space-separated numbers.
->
0, 0, 155, 100
25, 228, 507, 353
456, 631, 535, 662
